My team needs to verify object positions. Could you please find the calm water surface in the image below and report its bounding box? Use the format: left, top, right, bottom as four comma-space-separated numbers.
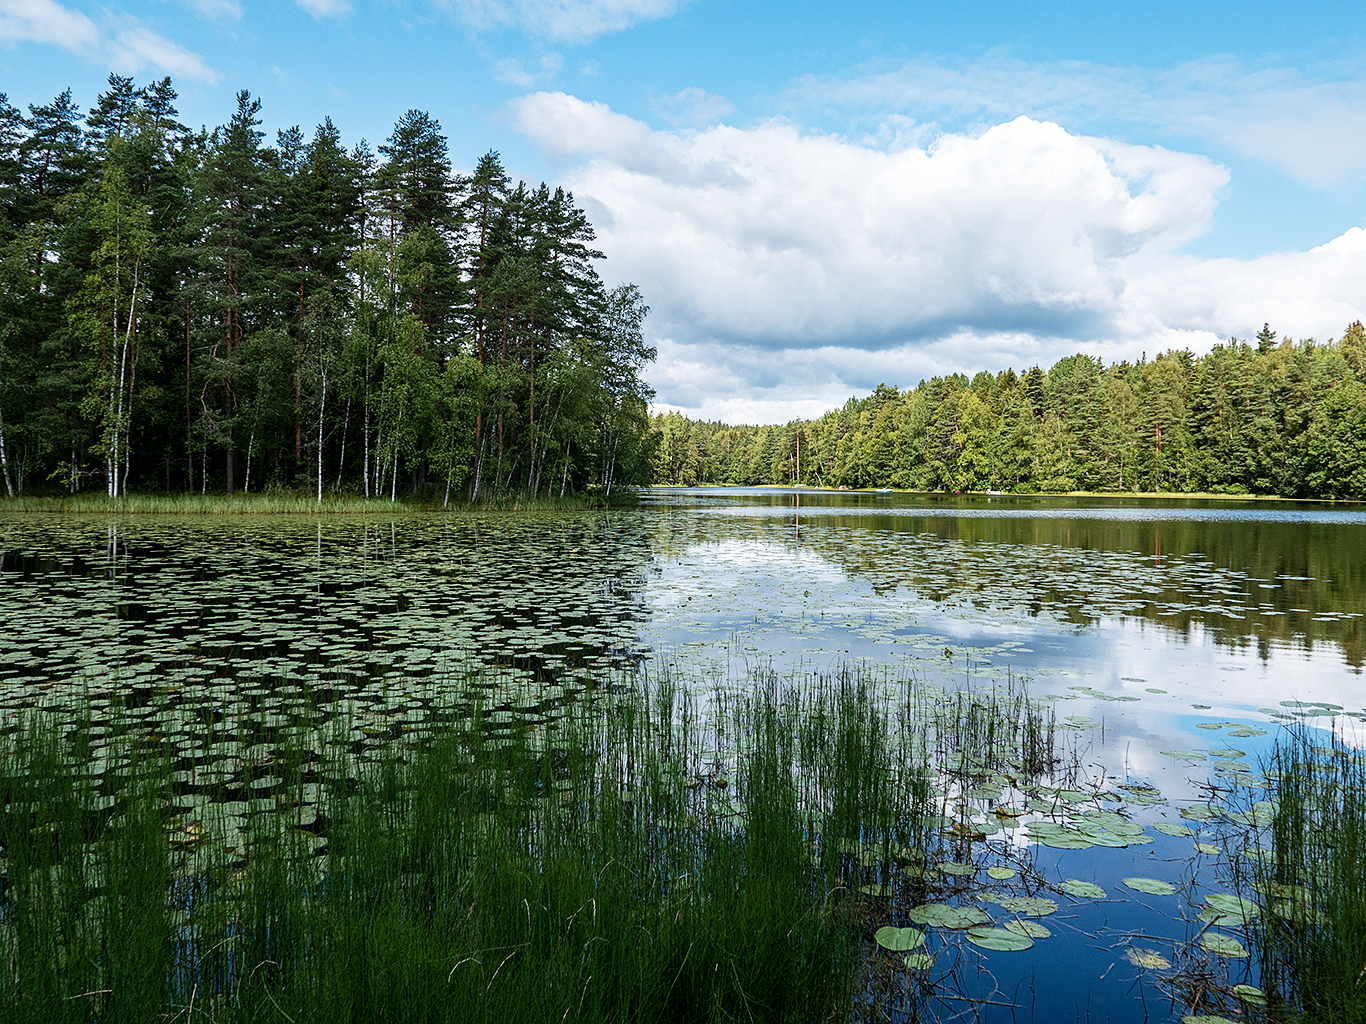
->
3, 487, 1365, 1022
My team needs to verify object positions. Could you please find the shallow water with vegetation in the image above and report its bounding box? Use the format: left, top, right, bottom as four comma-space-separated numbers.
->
3, 488, 1365, 1022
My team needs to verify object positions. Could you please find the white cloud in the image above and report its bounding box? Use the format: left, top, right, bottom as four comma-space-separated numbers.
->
493, 51, 562, 87
788, 52, 1366, 191
184, 0, 242, 20
0, 0, 99, 49
512, 91, 1366, 415
107, 24, 218, 82
443, 0, 682, 42
296, 0, 350, 19
652, 86, 734, 128
0, 0, 218, 82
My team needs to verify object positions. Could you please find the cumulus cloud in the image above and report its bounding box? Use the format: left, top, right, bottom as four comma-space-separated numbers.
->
0, 0, 218, 82
442, 0, 682, 42
511, 91, 1366, 414
788, 53, 1366, 191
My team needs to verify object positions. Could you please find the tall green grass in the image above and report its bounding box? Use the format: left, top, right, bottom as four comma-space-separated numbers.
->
1235, 727, 1366, 1022
0, 666, 1052, 1022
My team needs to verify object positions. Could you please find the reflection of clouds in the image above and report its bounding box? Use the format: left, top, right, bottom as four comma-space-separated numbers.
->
642, 521, 1364, 810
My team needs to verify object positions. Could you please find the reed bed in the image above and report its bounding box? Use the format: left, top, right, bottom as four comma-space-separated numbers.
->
0, 665, 1057, 1023
1231, 727, 1366, 1023
0, 490, 629, 515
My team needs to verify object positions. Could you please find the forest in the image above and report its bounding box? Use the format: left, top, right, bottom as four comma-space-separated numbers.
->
0, 77, 656, 501
651, 325, 1366, 499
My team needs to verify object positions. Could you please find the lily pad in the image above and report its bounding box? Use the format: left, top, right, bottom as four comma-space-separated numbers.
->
1199, 932, 1249, 957
1123, 877, 1177, 896
874, 926, 926, 952
903, 953, 934, 970
939, 861, 976, 876
1206, 893, 1258, 925
1003, 919, 1051, 938
1059, 879, 1106, 899
1194, 842, 1220, 855
1232, 984, 1266, 1005
986, 866, 1016, 880
1152, 822, 1195, 838
964, 926, 1033, 951
1035, 834, 1094, 849
996, 896, 1057, 917
906, 903, 991, 928
1124, 948, 1170, 970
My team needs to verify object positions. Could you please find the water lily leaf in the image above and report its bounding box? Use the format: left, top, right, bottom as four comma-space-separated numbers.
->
997, 896, 1057, 917
1207, 748, 1246, 758
1123, 877, 1177, 896
903, 953, 934, 970
1199, 932, 1248, 957
1004, 919, 1050, 938
874, 926, 926, 952
986, 866, 1016, 880
965, 926, 1033, 951
1124, 948, 1170, 970
1194, 842, 1220, 855
906, 903, 991, 928
1161, 751, 1206, 761
1036, 834, 1094, 849
1232, 984, 1267, 1005
1180, 805, 1218, 821
939, 861, 976, 876
1059, 879, 1106, 899
1153, 822, 1195, 838
1182, 1017, 1240, 1024
1206, 893, 1258, 925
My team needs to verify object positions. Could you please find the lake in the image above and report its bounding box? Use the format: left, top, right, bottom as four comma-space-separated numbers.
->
3, 487, 1365, 1022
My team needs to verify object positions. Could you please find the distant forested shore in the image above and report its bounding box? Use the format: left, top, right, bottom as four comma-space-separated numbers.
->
0, 78, 656, 502
651, 326, 1366, 500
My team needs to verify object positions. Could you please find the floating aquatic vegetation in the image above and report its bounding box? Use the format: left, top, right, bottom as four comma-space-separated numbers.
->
1123, 877, 1178, 896
1125, 948, 1171, 970
965, 926, 1033, 951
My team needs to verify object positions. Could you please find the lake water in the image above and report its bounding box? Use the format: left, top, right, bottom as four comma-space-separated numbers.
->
3, 487, 1365, 1021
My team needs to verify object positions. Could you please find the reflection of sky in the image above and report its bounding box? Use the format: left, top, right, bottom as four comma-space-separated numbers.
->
643, 495, 1366, 801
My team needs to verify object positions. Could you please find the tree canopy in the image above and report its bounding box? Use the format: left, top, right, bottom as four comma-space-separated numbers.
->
651, 327, 1366, 500
0, 78, 656, 502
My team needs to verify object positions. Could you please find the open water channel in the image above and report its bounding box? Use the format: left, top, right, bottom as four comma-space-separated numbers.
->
3, 487, 1365, 1022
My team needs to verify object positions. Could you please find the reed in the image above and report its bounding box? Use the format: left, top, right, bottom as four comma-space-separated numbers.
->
1235, 726, 1366, 1022
0, 663, 1051, 1023
0, 490, 633, 515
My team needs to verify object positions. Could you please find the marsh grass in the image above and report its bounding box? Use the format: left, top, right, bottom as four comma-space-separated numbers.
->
0, 665, 1057, 1023
0, 490, 632, 515
1232, 727, 1366, 1022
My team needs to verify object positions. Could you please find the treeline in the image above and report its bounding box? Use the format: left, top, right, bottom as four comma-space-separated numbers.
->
651, 326, 1366, 499
0, 78, 656, 501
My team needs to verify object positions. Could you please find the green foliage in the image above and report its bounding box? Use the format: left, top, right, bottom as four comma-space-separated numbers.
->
652, 330, 1366, 499
0, 81, 654, 503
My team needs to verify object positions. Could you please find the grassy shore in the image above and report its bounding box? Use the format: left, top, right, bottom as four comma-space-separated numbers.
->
0, 489, 640, 514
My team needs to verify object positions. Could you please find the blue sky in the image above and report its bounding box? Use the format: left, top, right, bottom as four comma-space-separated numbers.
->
4, 0, 1366, 422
